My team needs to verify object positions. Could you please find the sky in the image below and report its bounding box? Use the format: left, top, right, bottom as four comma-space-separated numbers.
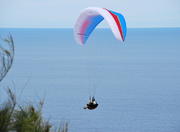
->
0, 0, 180, 28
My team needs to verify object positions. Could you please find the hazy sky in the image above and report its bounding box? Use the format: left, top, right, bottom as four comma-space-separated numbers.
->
0, 0, 180, 28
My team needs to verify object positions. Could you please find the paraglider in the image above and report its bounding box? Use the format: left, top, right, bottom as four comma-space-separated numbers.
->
74, 7, 127, 110
83, 96, 98, 110
74, 7, 127, 45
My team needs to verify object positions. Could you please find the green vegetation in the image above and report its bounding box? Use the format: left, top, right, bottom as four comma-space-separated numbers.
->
0, 88, 68, 132
0, 35, 68, 132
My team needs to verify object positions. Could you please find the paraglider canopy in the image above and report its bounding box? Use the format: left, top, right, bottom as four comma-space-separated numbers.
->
74, 7, 127, 45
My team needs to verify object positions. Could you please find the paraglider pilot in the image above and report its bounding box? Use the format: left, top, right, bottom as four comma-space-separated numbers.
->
84, 96, 98, 110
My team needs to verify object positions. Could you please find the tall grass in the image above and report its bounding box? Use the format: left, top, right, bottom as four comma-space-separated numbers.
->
0, 88, 68, 132
0, 35, 68, 132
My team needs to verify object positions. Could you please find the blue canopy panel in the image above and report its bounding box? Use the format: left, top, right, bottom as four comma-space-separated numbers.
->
109, 10, 127, 41
82, 15, 104, 44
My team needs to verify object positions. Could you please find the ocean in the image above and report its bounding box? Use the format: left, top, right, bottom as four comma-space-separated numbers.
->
0, 28, 180, 132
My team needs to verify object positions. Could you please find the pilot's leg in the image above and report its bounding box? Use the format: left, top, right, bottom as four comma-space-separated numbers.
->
84, 104, 88, 109
83, 106, 87, 109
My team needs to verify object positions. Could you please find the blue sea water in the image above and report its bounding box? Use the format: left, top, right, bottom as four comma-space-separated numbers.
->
0, 28, 180, 132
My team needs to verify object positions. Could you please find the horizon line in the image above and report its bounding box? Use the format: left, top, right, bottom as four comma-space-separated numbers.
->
0, 27, 180, 29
